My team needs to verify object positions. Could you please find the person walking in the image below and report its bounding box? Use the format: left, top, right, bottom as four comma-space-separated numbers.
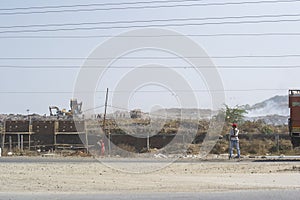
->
100, 139, 105, 157
229, 123, 240, 159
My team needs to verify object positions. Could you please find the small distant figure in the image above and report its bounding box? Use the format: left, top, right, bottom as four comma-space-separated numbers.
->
229, 123, 240, 159
99, 139, 105, 157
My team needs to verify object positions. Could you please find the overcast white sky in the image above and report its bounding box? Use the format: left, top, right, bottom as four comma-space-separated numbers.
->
0, 0, 300, 115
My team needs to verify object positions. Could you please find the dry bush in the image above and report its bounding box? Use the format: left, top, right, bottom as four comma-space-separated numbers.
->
160, 143, 188, 154
292, 147, 300, 155
210, 140, 228, 154
112, 143, 137, 157
186, 144, 201, 154
277, 139, 293, 154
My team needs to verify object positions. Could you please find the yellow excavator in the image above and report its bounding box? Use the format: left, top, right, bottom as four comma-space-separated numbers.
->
49, 99, 82, 118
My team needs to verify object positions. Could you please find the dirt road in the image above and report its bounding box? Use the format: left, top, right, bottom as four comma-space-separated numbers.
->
0, 157, 299, 193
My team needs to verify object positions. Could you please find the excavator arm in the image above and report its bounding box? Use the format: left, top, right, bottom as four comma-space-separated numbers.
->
49, 106, 60, 116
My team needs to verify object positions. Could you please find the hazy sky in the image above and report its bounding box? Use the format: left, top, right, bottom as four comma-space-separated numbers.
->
0, 0, 300, 115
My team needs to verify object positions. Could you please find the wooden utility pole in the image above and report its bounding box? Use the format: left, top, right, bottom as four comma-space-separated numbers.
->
102, 88, 111, 156
103, 88, 109, 129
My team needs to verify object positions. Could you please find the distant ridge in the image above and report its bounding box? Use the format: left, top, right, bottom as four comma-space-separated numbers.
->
245, 95, 288, 117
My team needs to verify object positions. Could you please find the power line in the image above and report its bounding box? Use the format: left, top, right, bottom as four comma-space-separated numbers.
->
1, 32, 300, 39
1, 54, 300, 60
0, 91, 74, 94
0, 89, 289, 94
109, 89, 288, 92
0, 0, 299, 15
0, 0, 202, 11
1, 13, 299, 30
1, 65, 300, 69
0, 18, 300, 34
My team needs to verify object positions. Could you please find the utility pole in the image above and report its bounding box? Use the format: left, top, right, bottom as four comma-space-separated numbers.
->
103, 88, 109, 129
103, 88, 111, 156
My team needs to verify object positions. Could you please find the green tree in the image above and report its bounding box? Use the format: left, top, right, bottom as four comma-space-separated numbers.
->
222, 104, 248, 124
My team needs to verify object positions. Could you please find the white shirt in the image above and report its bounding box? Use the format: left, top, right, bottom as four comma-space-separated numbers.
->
230, 128, 239, 141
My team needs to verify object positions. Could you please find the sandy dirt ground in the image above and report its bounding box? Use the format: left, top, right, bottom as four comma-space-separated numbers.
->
0, 157, 299, 194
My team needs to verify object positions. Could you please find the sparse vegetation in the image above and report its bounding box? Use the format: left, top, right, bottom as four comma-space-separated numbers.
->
97, 117, 296, 156
1, 110, 297, 157
222, 104, 248, 124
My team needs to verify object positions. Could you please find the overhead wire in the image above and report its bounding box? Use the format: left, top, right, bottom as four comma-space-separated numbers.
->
0, 13, 300, 30
0, 88, 289, 94
0, 18, 300, 34
1, 54, 300, 60
0, 1, 296, 111
1, 32, 300, 39
0, 0, 299, 15
0, 65, 300, 69
0, 0, 204, 11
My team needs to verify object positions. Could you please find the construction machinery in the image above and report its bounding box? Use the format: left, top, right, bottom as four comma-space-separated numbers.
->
288, 90, 300, 147
70, 99, 82, 116
130, 109, 142, 119
49, 99, 82, 119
